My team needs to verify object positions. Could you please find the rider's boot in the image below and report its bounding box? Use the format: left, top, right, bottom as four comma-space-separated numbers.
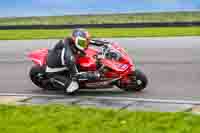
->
64, 65, 79, 94
65, 79, 79, 94
65, 64, 101, 94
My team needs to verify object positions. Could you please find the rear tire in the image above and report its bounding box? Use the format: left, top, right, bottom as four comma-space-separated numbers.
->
29, 65, 49, 89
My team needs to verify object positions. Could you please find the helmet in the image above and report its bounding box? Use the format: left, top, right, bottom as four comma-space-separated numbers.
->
71, 29, 91, 51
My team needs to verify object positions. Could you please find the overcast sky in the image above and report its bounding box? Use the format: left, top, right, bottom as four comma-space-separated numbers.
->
0, 0, 200, 17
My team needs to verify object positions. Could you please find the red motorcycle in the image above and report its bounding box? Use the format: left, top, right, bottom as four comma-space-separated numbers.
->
28, 41, 148, 93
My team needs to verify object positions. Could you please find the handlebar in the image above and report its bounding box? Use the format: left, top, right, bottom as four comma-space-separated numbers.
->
98, 44, 111, 59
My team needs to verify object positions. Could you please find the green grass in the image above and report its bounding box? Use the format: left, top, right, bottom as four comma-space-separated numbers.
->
0, 27, 199, 40
0, 11, 200, 26
0, 104, 199, 133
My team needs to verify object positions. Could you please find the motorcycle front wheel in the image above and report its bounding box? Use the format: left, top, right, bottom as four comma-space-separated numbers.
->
117, 69, 148, 92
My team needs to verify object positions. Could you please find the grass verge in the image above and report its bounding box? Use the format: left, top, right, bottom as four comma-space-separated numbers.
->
0, 104, 199, 133
0, 27, 200, 40
0, 11, 200, 25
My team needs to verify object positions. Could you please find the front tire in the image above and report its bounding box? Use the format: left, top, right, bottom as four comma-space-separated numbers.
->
118, 69, 148, 92
134, 69, 148, 91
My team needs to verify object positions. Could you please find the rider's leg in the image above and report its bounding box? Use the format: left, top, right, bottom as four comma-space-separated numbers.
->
64, 64, 79, 93
64, 64, 101, 93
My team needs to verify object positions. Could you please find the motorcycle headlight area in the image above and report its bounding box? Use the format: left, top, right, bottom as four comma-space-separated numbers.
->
105, 51, 121, 61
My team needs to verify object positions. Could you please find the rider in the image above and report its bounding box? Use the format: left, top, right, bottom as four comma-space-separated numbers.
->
46, 28, 109, 93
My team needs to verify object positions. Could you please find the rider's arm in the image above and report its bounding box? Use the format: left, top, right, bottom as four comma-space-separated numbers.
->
53, 40, 64, 50
90, 39, 110, 47
61, 38, 76, 66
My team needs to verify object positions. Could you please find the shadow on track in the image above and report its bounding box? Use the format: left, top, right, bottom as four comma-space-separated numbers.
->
31, 87, 142, 97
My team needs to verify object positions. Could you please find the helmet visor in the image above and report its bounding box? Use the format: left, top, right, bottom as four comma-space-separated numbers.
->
76, 37, 88, 49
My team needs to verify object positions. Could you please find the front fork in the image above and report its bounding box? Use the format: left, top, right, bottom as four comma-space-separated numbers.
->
117, 66, 137, 88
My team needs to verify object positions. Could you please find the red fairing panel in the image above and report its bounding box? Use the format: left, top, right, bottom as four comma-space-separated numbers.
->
28, 48, 48, 66
101, 59, 131, 73
112, 42, 133, 64
84, 47, 98, 57
77, 56, 97, 71
77, 47, 98, 71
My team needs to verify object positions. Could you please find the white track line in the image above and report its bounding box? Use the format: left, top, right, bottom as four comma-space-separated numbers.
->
87, 96, 200, 105
0, 93, 65, 98
0, 93, 200, 105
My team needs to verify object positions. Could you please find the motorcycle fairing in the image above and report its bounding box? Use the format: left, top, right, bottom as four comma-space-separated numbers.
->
101, 59, 131, 73
77, 47, 98, 71
77, 56, 97, 71
28, 48, 48, 66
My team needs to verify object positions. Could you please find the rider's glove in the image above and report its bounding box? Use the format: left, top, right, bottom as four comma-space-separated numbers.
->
97, 54, 104, 59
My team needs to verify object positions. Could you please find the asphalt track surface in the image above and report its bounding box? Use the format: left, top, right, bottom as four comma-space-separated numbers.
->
0, 37, 200, 101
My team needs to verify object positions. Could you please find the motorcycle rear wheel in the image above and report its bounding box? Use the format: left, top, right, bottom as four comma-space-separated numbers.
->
29, 65, 50, 90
